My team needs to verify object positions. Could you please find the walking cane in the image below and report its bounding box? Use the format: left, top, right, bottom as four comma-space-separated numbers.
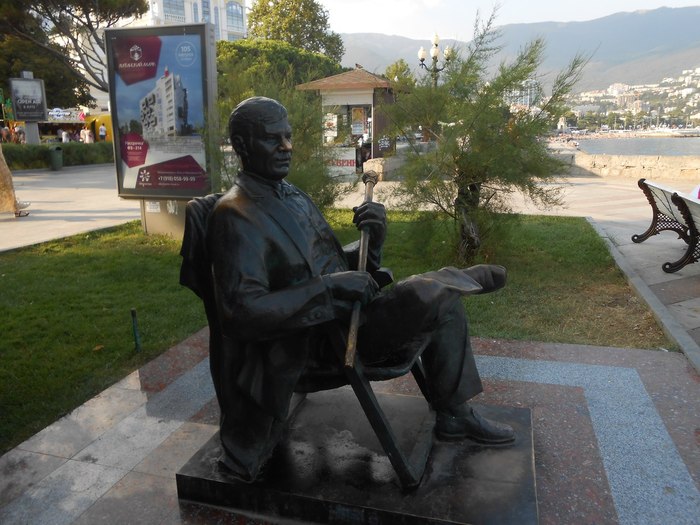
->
344, 171, 380, 368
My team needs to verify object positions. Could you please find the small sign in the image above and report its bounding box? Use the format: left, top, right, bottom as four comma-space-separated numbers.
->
9, 78, 47, 121
323, 113, 338, 138
145, 201, 161, 213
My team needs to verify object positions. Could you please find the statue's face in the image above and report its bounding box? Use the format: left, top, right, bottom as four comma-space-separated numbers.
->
245, 117, 293, 181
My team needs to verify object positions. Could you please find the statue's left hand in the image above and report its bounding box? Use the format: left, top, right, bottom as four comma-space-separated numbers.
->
352, 201, 386, 248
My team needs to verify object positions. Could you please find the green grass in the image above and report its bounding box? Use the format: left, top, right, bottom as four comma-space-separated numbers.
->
0, 222, 206, 454
330, 209, 669, 348
0, 212, 670, 454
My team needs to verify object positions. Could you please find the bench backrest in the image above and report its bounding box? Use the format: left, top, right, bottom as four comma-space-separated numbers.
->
673, 193, 700, 236
644, 180, 687, 224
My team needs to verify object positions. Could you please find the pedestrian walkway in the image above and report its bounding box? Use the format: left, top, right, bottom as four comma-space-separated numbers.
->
0, 164, 141, 252
0, 165, 699, 524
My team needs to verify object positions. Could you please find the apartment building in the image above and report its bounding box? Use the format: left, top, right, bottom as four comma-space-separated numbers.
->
140, 67, 189, 139
144, 0, 246, 41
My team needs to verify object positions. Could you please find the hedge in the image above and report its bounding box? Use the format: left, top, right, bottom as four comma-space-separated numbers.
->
1, 142, 114, 170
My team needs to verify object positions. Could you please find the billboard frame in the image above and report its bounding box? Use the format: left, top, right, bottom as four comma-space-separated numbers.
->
105, 23, 219, 200
8, 78, 48, 122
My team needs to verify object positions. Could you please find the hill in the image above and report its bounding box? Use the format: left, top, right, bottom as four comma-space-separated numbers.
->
340, 6, 700, 91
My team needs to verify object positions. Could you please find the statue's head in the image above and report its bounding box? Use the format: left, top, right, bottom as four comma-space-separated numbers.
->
228, 97, 292, 181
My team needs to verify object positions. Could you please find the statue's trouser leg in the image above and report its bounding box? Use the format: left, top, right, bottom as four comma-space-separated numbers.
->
359, 272, 483, 410
218, 394, 287, 482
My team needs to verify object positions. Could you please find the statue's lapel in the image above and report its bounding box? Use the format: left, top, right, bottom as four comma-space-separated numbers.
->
256, 196, 315, 273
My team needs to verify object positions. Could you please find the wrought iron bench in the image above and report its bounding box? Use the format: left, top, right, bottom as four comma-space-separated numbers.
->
666, 192, 700, 273
632, 178, 700, 273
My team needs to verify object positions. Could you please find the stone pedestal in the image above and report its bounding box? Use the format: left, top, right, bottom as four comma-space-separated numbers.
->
177, 389, 537, 524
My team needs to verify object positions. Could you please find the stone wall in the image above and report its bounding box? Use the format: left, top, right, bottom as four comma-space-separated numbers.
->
565, 152, 700, 180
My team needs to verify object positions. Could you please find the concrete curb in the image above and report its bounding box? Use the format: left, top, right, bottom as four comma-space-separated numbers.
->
587, 217, 700, 373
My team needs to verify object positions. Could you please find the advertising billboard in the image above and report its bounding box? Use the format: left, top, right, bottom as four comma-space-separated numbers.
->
105, 24, 217, 199
9, 78, 47, 121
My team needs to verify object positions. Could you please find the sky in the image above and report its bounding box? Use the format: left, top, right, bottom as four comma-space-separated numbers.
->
317, 1, 700, 41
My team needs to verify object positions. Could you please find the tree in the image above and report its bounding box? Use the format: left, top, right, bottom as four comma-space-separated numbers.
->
247, 0, 344, 64
216, 39, 346, 208
381, 10, 588, 256
0, 0, 148, 93
385, 59, 416, 96
0, 34, 93, 108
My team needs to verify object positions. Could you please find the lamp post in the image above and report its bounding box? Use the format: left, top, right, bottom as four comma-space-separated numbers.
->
418, 34, 452, 89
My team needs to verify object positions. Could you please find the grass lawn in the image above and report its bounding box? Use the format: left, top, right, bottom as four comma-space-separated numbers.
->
0, 213, 669, 454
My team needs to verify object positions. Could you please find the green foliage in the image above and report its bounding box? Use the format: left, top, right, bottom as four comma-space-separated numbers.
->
247, 0, 344, 63
0, 34, 93, 108
385, 59, 416, 96
0, 0, 149, 92
1, 142, 114, 170
381, 9, 588, 255
216, 39, 347, 208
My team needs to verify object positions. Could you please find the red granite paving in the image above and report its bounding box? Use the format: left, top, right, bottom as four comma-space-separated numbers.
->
7, 332, 697, 524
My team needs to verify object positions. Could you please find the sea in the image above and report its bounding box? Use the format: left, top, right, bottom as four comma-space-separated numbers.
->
577, 136, 700, 156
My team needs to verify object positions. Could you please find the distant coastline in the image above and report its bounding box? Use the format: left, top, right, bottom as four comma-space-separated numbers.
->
551, 133, 700, 157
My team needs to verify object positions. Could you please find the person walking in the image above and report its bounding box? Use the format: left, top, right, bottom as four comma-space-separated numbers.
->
98, 123, 107, 142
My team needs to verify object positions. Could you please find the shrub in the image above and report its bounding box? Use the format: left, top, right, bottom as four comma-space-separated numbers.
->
1, 142, 114, 170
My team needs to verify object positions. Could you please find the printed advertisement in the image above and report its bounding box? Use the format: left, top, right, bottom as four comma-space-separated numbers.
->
106, 24, 215, 199
323, 113, 338, 138
9, 78, 47, 121
351, 107, 366, 135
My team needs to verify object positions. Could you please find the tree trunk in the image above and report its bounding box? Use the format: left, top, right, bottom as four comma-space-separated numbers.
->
454, 182, 481, 258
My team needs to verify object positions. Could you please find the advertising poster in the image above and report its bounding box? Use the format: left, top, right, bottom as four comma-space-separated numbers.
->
323, 113, 338, 139
351, 107, 366, 135
106, 24, 216, 199
9, 78, 47, 121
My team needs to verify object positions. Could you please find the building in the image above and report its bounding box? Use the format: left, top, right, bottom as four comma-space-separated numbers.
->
143, 0, 246, 42
140, 67, 189, 138
297, 68, 395, 178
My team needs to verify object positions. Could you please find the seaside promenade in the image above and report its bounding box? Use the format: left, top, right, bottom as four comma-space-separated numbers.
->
1, 163, 699, 524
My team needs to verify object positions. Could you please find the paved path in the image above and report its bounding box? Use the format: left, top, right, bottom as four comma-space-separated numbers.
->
0, 164, 140, 252
1, 164, 699, 524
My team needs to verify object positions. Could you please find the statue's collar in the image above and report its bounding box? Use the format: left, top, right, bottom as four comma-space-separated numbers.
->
237, 170, 296, 199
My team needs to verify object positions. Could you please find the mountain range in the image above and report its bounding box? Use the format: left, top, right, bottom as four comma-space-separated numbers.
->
339, 6, 700, 92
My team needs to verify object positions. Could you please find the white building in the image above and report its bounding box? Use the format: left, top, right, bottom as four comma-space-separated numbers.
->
144, 0, 247, 41
140, 67, 188, 138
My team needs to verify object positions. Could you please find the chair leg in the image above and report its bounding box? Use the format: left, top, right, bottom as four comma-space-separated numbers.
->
411, 359, 431, 403
343, 362, 434, 490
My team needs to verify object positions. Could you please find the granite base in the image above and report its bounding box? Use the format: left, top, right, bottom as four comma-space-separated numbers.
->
177, 389, 537, 524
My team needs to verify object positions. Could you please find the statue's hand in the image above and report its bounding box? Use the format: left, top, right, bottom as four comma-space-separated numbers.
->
352, 201, 386, 248
323, 271, 379, 306
463, 264, 507, 294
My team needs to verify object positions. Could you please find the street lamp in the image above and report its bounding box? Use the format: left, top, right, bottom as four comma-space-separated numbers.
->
418, 34, 452, 89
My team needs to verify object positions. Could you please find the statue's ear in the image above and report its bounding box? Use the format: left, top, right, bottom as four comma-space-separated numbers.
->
231, 134, 248, 163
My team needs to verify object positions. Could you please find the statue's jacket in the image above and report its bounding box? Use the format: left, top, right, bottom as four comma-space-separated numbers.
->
205, 171, 373, 421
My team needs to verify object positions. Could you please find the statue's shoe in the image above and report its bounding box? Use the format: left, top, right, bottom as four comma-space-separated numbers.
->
435, 405, 515, 444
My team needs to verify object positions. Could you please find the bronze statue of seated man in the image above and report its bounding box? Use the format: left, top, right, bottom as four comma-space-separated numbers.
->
187, 96, 514, 482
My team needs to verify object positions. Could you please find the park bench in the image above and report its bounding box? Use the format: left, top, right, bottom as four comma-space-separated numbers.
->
632, 178, 700, 273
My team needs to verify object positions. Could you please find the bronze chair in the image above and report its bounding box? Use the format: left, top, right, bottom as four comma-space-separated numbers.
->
179, 193, 434, 490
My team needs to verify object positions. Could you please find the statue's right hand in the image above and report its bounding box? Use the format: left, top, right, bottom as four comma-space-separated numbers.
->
323, 271, 379, 305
